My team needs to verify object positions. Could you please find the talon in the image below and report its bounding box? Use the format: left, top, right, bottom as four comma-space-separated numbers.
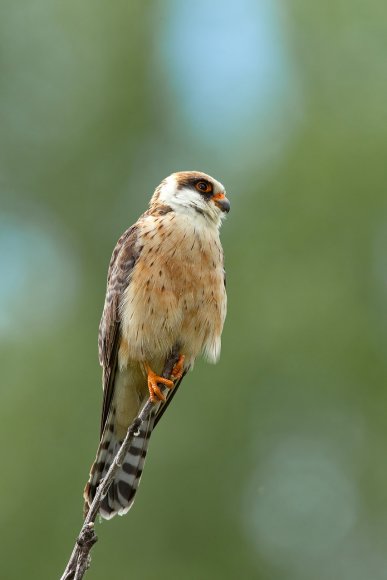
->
146, 364, 174, 403
171, 355, 185, 381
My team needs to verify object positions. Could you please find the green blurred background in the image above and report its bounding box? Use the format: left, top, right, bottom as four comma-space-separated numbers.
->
1, 1, 387, 579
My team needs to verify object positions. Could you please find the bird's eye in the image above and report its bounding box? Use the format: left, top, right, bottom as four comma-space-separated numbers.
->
195, 181, 212, 194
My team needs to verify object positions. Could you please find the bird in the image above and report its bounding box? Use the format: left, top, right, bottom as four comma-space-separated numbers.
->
83, 170, 230, 519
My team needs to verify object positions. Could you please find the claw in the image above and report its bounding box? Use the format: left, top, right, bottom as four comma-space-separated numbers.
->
171, 355, 185, 381
146, 364, 174, 403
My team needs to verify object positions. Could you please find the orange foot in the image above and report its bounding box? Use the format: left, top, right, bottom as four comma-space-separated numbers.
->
171, 355, 185, 381
146, 364, 174, 403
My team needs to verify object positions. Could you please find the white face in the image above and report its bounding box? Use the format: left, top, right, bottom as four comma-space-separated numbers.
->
156, 172, 230, 227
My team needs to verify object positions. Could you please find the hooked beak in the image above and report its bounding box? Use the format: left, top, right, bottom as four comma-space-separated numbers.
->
212, 192, 231, 213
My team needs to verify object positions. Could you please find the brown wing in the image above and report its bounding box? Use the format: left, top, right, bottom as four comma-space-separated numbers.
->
98, 225, 141, 436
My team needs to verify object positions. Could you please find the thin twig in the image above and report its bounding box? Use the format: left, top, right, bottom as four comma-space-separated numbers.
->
60, 349, 180, 580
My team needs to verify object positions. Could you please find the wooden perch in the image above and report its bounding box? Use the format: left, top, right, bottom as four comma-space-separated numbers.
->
60, 349, 180, 580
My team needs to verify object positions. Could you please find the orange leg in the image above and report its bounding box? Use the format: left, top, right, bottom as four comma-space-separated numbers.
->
171, 355, 185, 381
146, 364, 174, 403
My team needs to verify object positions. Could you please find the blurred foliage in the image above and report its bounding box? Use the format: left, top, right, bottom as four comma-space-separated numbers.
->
1, 1, 387, 579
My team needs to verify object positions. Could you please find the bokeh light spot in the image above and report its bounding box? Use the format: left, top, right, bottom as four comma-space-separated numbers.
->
160, 0, 303, 167
244, 436, 359, 571
0, 210, 80, 340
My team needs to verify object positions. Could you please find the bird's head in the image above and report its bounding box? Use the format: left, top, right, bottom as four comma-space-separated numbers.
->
151, 171, 230, 227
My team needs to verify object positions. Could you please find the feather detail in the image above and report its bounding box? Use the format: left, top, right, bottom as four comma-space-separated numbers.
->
84, 406, 157, 519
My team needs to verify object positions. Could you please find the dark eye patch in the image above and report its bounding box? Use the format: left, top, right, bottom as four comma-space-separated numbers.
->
194, 179, 213, 196
175, 173, 214, 197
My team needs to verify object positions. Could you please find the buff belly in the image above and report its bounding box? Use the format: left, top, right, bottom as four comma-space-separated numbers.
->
119, 212, 226, 368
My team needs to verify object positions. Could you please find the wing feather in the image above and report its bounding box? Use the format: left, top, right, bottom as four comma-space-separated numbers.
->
98, 225, 141, 435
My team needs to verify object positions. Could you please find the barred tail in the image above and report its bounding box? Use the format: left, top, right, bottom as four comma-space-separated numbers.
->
84, 409, 156, 520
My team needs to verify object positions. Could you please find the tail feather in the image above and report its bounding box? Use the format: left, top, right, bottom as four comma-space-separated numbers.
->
84, 408, 156, 519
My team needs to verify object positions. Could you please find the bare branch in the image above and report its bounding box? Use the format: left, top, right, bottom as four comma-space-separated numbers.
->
60, 349, 180, 580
